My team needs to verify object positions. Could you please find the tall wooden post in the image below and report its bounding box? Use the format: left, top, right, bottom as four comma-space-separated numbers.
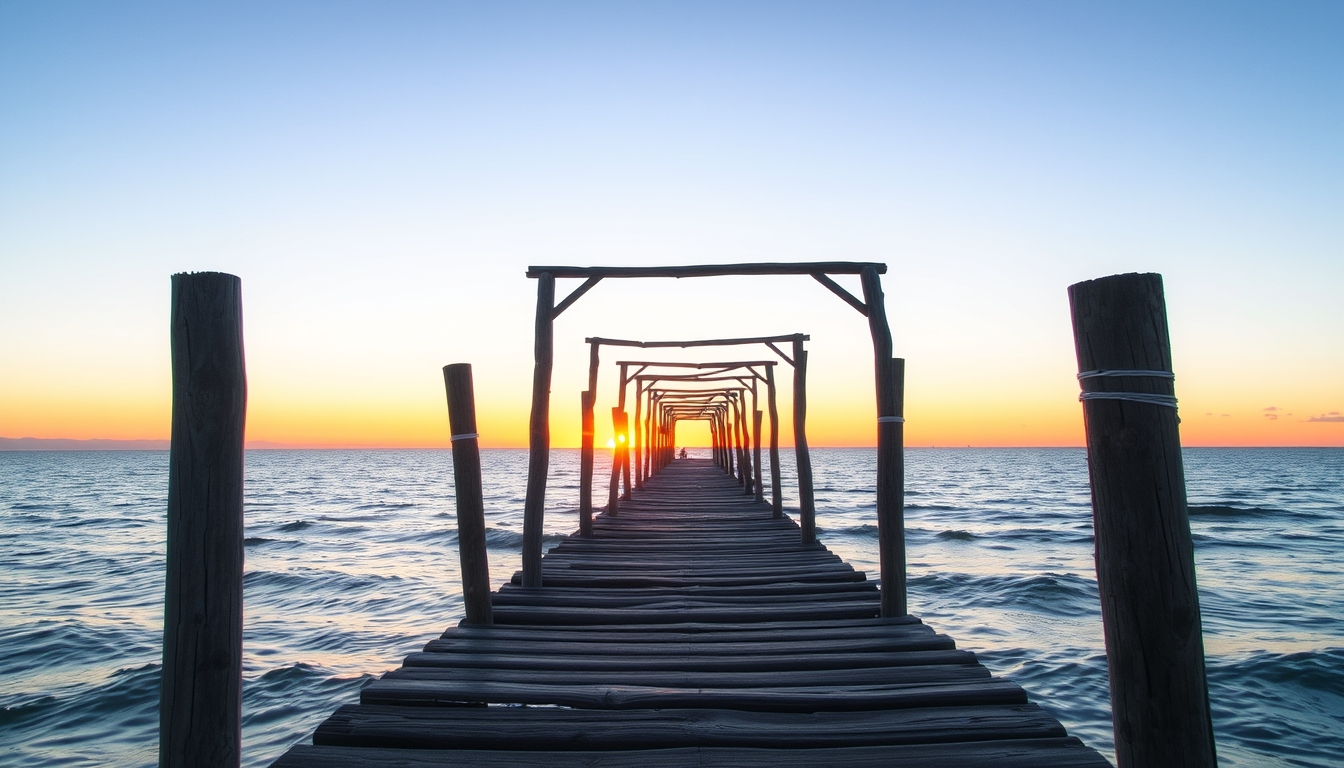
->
162, 271, 246, 768
443, 364, 493, 626
608, 407, 626, 515
860, 267, 907, 617
521, 272, 554, 588
579, 342, 599, 536
633, 380, 644, 489
753, 409, 764, 503
623, 365, 634, 503
793, 338, 816, 543
736, 392, 751, 492
1070, 272, 1216, 768
578, 390, 595, 536
765, 364, 782, 518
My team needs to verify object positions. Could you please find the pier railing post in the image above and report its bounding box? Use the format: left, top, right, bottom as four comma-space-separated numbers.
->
860, 267, 907, 617
579, 390, 595, 535
1069, 272, 1216, 768
793, 339, 816, 544
753, 409, 764, 503
766, 364, 782, 518
521, 272, 554, 588
162, 271, 246, 768
608, 407, 626, 515
443, 364, 493, 626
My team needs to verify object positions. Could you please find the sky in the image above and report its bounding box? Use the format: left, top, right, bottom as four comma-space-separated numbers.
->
1, 1, 1340, 449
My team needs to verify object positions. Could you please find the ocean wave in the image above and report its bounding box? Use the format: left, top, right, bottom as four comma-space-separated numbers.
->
1207, 648, 1344, 765
910, 572, 1098, 617
1189, 505, 1281, 518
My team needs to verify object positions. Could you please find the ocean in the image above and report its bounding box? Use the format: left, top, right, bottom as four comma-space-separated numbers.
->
1, 448, 1341, 766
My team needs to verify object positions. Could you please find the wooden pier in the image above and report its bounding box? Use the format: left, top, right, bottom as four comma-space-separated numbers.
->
163, 266, 1216, 767
273, 458, 1108, 767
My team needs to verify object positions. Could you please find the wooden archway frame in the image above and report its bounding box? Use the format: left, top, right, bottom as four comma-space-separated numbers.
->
520, 262, 906, 618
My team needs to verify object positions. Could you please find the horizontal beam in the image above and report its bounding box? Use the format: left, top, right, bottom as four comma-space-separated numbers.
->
615, 360, 777, 369
528, 262, 885, 279
587, 334, 808, 348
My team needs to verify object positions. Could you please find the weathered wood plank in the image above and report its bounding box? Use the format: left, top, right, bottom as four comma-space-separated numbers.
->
314, 703, 1061, 750
359, 677, 1029, 711
277, 738, 1111, 768
401, 649, 975, 673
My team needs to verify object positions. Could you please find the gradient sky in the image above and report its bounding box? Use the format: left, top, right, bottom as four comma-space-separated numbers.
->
2, 1, 1340, 448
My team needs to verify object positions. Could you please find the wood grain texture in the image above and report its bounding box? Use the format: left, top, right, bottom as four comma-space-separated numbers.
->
442, 364, 492, 626
521, 272, 554, 587
527, 262, 886, 278
270, 458, 1106, 767
1070, 272, 1214, 768
162, 271, 245, 768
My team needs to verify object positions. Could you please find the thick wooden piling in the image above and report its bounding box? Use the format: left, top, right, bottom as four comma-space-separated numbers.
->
1069, 272, 1216, 768
522, 272, 555, 587
793, 339, 816, 544
753, 409, 764, 503
162, 271, 246, 768
579, 391, 595, 536
443, 364, 493, 626
860, 267, 907, 618
766, 364, 782, 518
608, 409, 629, 515
579, 342, 600, 536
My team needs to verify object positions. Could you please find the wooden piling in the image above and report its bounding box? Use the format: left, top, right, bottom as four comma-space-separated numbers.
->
1069, 272, 1216, 768
579, 343, 600, 536
579, 390, 595, 536
753, 409, 764, 503
608, 408, 628, 516
633, 382, 644, 489
522, 272, 555, 587
161, 271, 246, 768
766, 364, 782, 518
443, 364, 493, 626
793, 339, 816, 544
860, 267, 907, 618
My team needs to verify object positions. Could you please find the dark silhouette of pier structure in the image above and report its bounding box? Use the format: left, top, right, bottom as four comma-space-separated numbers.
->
162, 266, 1215, 767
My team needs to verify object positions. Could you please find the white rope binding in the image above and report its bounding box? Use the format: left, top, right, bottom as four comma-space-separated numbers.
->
450, 432, 479, 441
877, 416, 905, 423
1077, 369, 1177, 408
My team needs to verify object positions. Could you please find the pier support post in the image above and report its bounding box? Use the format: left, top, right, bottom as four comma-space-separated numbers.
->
766, 365, 782, 518
522, 272, 554, 587
793, 337, 816, 544
443, 364, 493, 626
753, 409, 764, 503
861, 267, 907, 618
579, 390, 594, 535
162, 271, 246, 768
1069, 272, 1216, 768
608, 408, 626, 515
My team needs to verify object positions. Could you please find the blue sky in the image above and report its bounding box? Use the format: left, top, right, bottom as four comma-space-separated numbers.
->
2, 1, 1340, 446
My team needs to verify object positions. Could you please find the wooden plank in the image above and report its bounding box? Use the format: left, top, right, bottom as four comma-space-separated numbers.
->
447, 615, 924, 637
358, 677, 1029, 711
420, 633, 945, 657
313, 703, 1062, 750
526, 262, 886, 278
382, 663, 989, 690
400, 649, 975, 674
276, 738, 1112, 767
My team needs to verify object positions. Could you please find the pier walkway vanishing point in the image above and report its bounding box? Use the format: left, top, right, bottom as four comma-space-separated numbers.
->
273, 458, 1108, 767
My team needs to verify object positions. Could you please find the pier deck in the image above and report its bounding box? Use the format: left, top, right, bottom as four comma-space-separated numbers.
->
273, 459, 1108, 767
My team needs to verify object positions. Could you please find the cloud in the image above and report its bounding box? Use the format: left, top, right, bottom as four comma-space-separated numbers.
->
1306, 414, 1344, 423
1263, 406, 1279, 412
1264, 413, 1278, 420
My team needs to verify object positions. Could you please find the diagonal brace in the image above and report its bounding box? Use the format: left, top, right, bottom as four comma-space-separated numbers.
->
812, 273, 869, 316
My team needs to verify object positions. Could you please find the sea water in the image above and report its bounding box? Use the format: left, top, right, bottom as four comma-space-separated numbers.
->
1, 448, 1341, 767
